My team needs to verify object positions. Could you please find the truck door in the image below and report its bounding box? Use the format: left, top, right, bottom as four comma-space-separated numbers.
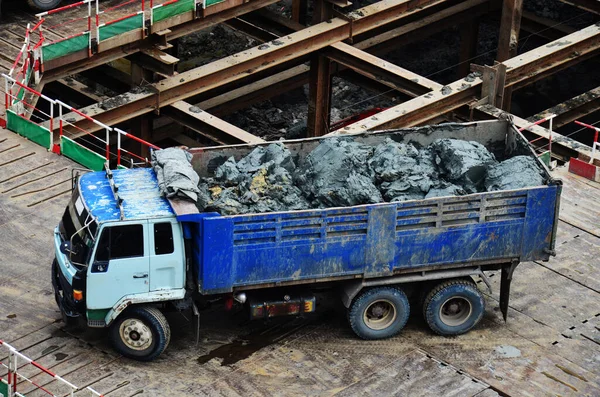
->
87, 222, 150, 309
149, 220, 185, 291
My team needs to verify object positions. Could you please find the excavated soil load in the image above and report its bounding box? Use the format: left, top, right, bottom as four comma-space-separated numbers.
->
185, 137, 546, 215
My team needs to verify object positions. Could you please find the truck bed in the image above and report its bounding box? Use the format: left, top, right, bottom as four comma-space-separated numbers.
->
174, 121, 561, 294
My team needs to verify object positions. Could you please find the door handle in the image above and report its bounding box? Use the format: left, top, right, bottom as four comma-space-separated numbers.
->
133, 273, 148, 279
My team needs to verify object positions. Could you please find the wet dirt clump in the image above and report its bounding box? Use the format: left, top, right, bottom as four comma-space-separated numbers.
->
191, 137, 546, 215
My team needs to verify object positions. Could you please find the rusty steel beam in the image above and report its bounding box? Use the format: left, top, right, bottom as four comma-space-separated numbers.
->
520, 11, 576, 41
496, 0, 523, 110
558, 0, 600, 14
201, 0, 492, 117
504, 24, 600, 90
162, 101, 266, 144
528, 86, 600, 129
329, 22, 600, 134
326, 42, 443, 96
42, 0, 282, 82
477, 105, 600, 166
59, 0, 445, 134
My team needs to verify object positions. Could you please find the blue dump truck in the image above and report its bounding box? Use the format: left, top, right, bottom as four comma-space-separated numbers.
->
52, 120, 561, 361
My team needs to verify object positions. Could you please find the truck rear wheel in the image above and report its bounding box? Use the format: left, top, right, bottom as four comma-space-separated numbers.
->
348, 287, 410, 340
422, 279, 485, 336
109, 306, 171, 361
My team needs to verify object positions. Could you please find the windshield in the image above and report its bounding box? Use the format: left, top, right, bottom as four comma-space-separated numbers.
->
58, 187, 98, 268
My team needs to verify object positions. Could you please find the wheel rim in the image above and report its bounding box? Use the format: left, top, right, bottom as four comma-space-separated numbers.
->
119, 319, 153, 351
363, 299, 397, 330
439, 297, 472, 327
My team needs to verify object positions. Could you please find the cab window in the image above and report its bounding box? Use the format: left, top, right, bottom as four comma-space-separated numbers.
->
95, 225, 144, 261
154, 223, 174, 255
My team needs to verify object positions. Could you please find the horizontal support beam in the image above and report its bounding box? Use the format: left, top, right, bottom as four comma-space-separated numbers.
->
332, 22, 600, 133
325, 42, 442, 96
477, 105, 599, 166
129, 48, 179, 77
520, 11, 576, 41
504, 24, 600, 90
529, 86, 600, 129
42, 0, 282, 81
60, 0, 445, 134
163, 101, 265, 145
558, 0, 600, 14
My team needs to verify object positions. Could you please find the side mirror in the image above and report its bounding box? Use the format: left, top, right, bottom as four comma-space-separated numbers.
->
60, 241, 73, 256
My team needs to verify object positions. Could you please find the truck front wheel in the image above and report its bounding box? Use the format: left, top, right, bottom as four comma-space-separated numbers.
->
348, 287, 410, 340
109, 306, 171, 361
27, 0, 62, 12
422, 279, 485, 336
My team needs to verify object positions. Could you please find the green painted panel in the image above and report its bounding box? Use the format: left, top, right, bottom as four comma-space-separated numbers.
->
0, 379, 9, 397
42, 33, 89, 62
87, 309, 110, 321
206, 0, 224, 6
117, 164, 127, 169
6, 110, 51, 149
99, 13, 143, 42
61, 136, 106, 171
152, 0, 195, 23
538, 151, 551, 167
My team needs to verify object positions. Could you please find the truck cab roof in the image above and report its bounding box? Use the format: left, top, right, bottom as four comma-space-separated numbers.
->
79, 168, 175, 223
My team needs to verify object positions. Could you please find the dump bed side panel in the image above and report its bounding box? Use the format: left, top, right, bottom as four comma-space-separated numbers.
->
195, 186, 557, 294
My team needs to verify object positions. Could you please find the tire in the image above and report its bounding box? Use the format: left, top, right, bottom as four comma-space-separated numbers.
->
109, 306, 171, 361
422, 279, 485, 336
27, 0, 62, 12
348, 286, 410, 340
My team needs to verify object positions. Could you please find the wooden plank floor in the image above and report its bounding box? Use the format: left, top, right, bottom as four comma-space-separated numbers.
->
0, 131, 598, 396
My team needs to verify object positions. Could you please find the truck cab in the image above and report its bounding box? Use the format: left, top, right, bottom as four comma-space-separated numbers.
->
53, 167, 187, 360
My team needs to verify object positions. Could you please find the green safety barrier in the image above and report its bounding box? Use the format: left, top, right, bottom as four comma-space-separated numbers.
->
538, 151, 551, 167
0, 379, 9, 397
152, 0, 195, 24
99, 13, 143, 42
6, 110, 51, 149
206, 0, 225, 6
61, 136, 106, 171
42, 33, 90, 62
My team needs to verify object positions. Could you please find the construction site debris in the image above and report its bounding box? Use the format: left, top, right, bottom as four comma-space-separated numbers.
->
152, 148, 200, 202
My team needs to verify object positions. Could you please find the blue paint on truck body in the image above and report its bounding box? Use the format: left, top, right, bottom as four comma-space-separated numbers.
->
80, 168, 174, 223
181, 185, 558, 294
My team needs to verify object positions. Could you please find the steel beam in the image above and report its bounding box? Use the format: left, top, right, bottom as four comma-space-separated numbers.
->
520, 11, 576, 41
477, 105, 600, 166
496, 0, 523, 110
307, 54, 333, 137
201, 0, 491, 115
163, 101, 265, 144
59, 0, 445, 134
558, 0, 600, 14
326, 43, 442, 96
330, 22, 600, 134
42, 0, 282, 82
529, 86, 600, 129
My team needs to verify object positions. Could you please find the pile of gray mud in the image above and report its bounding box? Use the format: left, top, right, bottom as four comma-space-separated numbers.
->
193, 138, 545, 215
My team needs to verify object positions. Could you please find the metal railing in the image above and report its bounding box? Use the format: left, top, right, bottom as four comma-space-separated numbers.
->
0, 340, 103, 397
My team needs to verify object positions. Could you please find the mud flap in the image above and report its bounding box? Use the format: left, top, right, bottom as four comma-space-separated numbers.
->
499, 261, 519, 321
193, 301, 200, 347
